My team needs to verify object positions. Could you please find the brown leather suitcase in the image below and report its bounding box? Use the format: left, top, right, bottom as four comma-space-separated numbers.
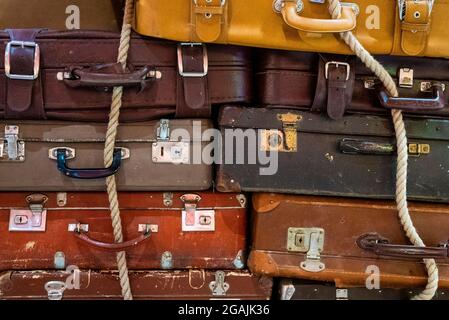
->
0, 270, 272, 300
0, 29, 252, 121
216, 106, 449, 202
0, 119, 212, 191
248, 194, 449, 288
277, 279, 449, 301
0, 192, 247, 270
257, 50, 449, 120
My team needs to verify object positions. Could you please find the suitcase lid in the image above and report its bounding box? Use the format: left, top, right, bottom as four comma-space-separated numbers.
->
219, 106, 449, 141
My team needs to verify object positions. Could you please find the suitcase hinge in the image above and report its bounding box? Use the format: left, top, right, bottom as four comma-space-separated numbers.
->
180, 194, 215, 232
1, 125, 25, 162
209, 271, 230, 296
9, 194, 48, 232
287, 227, 325, 273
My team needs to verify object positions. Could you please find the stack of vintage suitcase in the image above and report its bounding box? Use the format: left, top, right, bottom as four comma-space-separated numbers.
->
1, 0, 449, 300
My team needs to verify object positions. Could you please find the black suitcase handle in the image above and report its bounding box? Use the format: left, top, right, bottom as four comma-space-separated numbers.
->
56, 148, 122, 179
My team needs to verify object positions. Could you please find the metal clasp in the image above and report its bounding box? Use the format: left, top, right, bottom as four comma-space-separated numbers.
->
399, 68, 414, 88
44, 281, 66, 300
325, 61, 351, 81
209, 271, 230, 296
287, 227, 325, 273
5, 41, 40, 80
177, 43, 208, 78
9, 194, 48, 232
180, 194, 215, 232
153, 119, 190, 164
260, 113, 302, 152
1, 125, 25, 162
157, 119, 170, 141
408, 143, 430, 156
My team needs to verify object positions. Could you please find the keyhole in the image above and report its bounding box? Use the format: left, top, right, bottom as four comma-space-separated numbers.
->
161, 147, 164, 157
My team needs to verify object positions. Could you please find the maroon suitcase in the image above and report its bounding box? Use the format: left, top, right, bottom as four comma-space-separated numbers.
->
0, 29, 252, 121
257, 49, 449, 120
0, 270, 272, 300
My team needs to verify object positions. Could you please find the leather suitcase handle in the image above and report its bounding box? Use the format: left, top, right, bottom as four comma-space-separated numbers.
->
281, 2, 357, 33
56, 148, 122, 179
73, 230, 151, 251
340, 139, 395, 155
357, 233, 449, 259
378, 84, 445, 111
63, 65, 158, 88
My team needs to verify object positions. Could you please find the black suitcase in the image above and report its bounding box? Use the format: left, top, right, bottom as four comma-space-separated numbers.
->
216, 106, 449, 202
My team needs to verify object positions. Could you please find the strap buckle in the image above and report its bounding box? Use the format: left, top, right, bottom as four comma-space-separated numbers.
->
398, 0, 435, 21
5, 41, 40, 80
177, 43, 209, 78
193, 0, 226, 6
325, 61, 350, 81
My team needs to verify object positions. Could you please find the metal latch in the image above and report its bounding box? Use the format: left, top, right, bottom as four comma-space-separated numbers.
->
260, 113, 302, 152
408, 143, 430, 156
152, 119, 190, 164
44, 281, 66, 300
399, 68, 414, 88
9, 194, 48, 232
180, 194, 215, 232
209, 271, 230, 296
1, 125, 25, 162
287, 227, 325, 273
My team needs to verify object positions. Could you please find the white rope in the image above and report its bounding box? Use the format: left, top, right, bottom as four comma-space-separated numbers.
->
104, 0, 135, 300
327, 0, 438, 300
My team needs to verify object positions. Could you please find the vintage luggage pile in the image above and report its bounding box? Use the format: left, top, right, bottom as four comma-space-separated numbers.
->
1, 0, 449, 301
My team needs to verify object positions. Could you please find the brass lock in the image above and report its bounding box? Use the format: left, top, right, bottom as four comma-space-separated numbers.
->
260, 113, 302, 152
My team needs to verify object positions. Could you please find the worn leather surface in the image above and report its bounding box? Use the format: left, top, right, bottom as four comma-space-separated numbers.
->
257, 49, 449, 118
0, 192, 246, 270
135, 0, 449, 58
0, 30, 252, 121
216, 106, 449, 202
0, 270, 272, 300
248, 194, 449, 288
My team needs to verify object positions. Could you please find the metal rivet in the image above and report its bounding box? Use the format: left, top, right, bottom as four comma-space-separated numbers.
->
414, 11, 421, 18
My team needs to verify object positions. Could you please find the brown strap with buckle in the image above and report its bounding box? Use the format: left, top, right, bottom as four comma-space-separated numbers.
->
5, 29, 45, 119
311, 56, 354, 120
401, 0, 431, 56
176, 44, 211, 118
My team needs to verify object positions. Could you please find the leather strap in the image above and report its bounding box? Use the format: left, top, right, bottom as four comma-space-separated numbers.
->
311, 55, 354, 120
192, 0, 225, 42
401, 0, 431, 56
176, 45, 211, 118
5, 29, 45, 119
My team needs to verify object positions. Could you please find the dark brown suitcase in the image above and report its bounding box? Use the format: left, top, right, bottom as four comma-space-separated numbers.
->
0, 29, 252, 121
277, 279, 449, 300
0, 119, 212, 191
257, 50, 449, 120
216, 106, 449, 202
248, 194, 449, 288
0, 192, 247, 270
0, 270, 272, 300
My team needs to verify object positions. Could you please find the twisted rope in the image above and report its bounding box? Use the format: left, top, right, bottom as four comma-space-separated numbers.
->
104, 0, 134, 300
327, 0, 438, 300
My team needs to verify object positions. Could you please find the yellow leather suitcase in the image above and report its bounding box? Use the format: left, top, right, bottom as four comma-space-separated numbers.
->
134, 0, 448, 57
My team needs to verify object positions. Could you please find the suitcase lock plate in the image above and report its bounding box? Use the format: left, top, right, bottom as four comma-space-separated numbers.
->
0, 125, 25, 162
181, 194, 215, 232
260, 114, 302, 153
9, 194, 48, 232
44, 281, 66, 301
153, 119, 190, 164
287, 227, 325, 273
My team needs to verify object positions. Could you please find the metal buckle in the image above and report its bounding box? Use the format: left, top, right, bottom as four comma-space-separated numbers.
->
5, 41, 40, 80
325, 61, 350, 81
399, 0, 434, 21
177, 43, 208, 78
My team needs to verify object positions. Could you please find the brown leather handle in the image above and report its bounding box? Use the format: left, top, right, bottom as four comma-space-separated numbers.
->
378, 84, 446, 111
63, 63, 158, 88
73, 230, 151, 252
281, 2, 357, 33
357, 233, 449, 259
